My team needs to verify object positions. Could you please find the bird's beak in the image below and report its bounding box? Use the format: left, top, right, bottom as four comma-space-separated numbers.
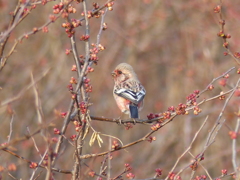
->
111, 71, 116, 77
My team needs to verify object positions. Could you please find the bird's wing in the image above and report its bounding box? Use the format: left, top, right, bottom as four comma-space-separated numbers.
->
114, 84, 146, 105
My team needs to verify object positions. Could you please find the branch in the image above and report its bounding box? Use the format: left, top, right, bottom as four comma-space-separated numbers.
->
164, 116, 208, 180
2, 148, 72, 174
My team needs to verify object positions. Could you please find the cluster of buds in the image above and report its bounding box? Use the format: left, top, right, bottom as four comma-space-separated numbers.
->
84, 77, 92, 93
90, 52, 98, 62
124, 164, 134, 179
70, 134, 77, 141
176, 103, 187, 115
105, 2, 114, 11
168, 172, 176, 180
102, 22, 107, 30
98, 44, 106, 51
147, 136, 156, 143
228, 131, 238, 139
168, 106, 175, 112
42, 154, 49, 166
79, 55, 85, 64
32, 27, 38, 34
42, 26, 48, 33
234, 52, 240, 59
219, 91, 225, 100
151, 123, 161, 131
51, 137, 58, 143
86, 66, 94, 74
124, 164, 132, 171
88, 171, 95, 177
217, 30, 231, 39
219, 19, 225, 26
223, 42, 229, 48
79, 34, 90, 41
49, 14, 57, 22
186, 90, 199, 105
190, 161, 199, 171
65, 49, 71, 55
213, 5, 221, 13
20, 8, 30, 17
73, 120, 82, 132
193, 105, 201, 115
61, 112, 67, 118
162, 111, 171, 119
71, 19, 81, 28
235, 88, 240, 97
6, 164, 17, 171
29, 162, 38, 169
67, 5, 76, 14
93, 10, 105, 18
31, 4, 36, 9
89, 43, 106, 63
219, 78, 227, 87
67, 84, 73, 91
223, 51, 228, 56
193, 175, 207, 180
81, 11, 93, 19
221, 169, 228, 176
71, 64, 77, 71
79, 101, 87, 114
155, 168, 162, 177
0, 164, 11, 172
62, 19, 81, 37
70, 77, 77, 84
92, 2, 99, 9
125, 123, 133, 130
147, 113, 160, 120
42, 0, 47, 5
53, 128, 61, 135
190, 154, 204, 170
208, 84, 214, 90
112, 140, 121, 150
216, 29, 231, 48
90, 44, 99, 63
193, 106, 202, 115
126, 173, 135, 179
53, 2, 64, 14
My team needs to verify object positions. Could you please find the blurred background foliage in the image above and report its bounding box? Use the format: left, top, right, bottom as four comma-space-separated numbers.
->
0, 0, 240, 179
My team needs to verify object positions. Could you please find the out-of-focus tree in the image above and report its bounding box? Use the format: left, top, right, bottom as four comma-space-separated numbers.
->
0, 0, 240, 179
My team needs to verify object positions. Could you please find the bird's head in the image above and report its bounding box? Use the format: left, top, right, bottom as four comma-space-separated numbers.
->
111, 63, 138, 83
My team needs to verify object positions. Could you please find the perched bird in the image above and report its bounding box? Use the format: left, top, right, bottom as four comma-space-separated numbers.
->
112, 63, 146, 119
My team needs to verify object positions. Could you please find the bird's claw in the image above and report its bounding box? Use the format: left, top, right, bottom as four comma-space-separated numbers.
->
116, 117, 123, 125
131, 118, 136, 125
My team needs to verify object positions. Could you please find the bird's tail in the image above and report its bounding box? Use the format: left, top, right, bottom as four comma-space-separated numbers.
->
129, 103, 139, 118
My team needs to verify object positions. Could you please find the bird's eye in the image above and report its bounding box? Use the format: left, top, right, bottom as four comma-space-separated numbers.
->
118, 70, 122, 74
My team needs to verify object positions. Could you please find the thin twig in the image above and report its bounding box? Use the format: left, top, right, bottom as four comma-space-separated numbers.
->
0, 1, 73, 71
0, 0, 31, 44
90, 88, 234, 124
31, 72, 44, 125
217, 3, 240, 65
27, 127, 42, 159
1, 68, 50, 106
166, 116, 208, 180
232, 117, 240, 175
80, 114, 178, 159
7, 114, 15, 143
2, 148, 71, 174
30, 150, 48, 180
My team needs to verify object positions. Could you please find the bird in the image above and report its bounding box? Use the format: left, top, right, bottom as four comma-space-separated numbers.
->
111, 63, 146, 119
